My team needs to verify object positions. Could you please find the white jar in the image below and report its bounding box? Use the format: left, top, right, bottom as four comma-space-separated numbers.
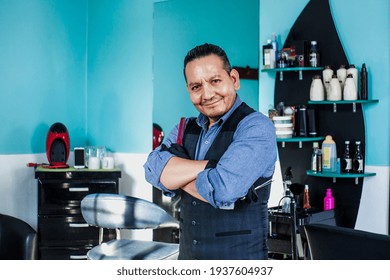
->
337, 65, 347, 91
322, 66, 333, 95
327, 75, 342, 101
343, 73, 358, 100
310, 75, 325, 101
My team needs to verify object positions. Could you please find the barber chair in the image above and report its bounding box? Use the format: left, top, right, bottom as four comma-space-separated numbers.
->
0, 214, 38, 260
81, 193, 179, 260
304, 224, 390, 260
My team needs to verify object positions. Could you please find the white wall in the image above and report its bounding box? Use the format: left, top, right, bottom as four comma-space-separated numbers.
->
355, 166, 390, 234
0, 153, 152, 232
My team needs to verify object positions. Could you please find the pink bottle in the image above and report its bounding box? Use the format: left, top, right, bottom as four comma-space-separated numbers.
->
324, 188, 334, 210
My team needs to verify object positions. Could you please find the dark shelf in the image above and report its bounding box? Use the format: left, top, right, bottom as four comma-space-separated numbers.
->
234, 66, 258, 80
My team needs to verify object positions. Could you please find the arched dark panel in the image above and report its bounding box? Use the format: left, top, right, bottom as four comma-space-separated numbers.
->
274, 0, 365, 228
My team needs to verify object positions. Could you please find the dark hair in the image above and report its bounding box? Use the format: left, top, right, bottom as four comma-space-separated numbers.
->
183, 43, 232, 81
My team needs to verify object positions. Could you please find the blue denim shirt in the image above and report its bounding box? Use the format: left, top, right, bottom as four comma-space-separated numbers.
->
143, 95, 277, 209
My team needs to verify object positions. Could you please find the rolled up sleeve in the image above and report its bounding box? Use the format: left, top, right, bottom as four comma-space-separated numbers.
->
143, 125, 180, 197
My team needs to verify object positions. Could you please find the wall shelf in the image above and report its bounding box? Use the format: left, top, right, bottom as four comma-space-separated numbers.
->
306, 170, 376, 184
261, 67, 323, 81
234, 66, 258, 80
277, 136, 325, 148
308, 99, 379, 112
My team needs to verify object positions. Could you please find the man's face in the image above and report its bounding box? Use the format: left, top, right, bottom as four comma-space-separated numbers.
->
185, 54, 240, 126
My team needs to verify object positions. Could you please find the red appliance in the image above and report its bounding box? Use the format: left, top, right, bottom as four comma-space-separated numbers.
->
46, 122, 70, 168
153, 123, 164, 150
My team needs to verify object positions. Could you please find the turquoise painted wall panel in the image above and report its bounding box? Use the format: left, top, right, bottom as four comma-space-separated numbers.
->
153, 0, 259, 136
87, 0, 153, 153
329, 0, 389, 165
0, 0, 87, 154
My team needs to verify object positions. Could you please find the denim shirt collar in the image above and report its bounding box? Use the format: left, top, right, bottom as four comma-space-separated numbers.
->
196, 94, 242, 130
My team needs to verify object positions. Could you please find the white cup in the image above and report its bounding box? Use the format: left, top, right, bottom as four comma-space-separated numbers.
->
88, 156, 100, 169
102, 157, 114, 169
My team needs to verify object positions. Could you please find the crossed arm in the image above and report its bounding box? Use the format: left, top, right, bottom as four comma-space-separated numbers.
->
160, 156, 209, 202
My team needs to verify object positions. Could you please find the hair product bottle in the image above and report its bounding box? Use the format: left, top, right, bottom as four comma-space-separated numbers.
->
353, 141, 364, 173
347, 64, 358, 93
303, 185, 311, 209
341, 140, 352, 173
324, 188, 335, 211
337, 65, 347, 91
360, 63, 368, 100
322, 135, 337, 172
343, 73, 358, 100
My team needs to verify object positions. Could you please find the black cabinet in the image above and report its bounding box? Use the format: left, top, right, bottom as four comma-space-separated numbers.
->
35, 167, 121, 260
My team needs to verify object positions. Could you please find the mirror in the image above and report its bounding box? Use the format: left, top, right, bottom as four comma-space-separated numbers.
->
153, 0, 260, 135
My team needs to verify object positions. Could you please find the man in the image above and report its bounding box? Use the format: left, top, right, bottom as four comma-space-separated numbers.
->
144, 43, 277, 260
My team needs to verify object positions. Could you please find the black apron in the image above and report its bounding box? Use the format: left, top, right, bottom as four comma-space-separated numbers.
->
178, 102, 272, 260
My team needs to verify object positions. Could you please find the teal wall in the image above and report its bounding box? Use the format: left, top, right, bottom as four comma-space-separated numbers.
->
0, 0, 87, 154
260, 0, 389, 166
153, 0, 260, 135
0, 0, 153, 155
0, 0, 388, 166
87, 0, 153, 153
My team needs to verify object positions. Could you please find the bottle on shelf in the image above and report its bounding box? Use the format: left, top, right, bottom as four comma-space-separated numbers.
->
309, 41, 320, 67
327, 74, 342, 101
322, 135, 337, 173
324, 188, 335, 211
360, 63, 368, 100
303, 185, 311, 209
307, 108, 317, 137
343, 73, 358, 100
263, 40, 275, 69
311, 142, 319, 173
341, 140, 352, 173
353, 141, 364, 173
281, 167, 293, 213
310, 75, 325, 101
282, 189, 291, 213
298, 105, 308, 137
337, 65, 347, 91
336, 158, 341, 174
322, 65, 333, 96
277, 51, 288, 68
316, 148, 322, 173
271, 32, 279, 60
347, 64, 358, 93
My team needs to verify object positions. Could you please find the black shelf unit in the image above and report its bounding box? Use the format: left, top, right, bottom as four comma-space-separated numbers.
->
35, 167, 121, 260
273, 0, 377, 229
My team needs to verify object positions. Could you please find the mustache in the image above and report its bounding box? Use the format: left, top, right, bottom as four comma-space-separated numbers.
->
200, 97, 222, 106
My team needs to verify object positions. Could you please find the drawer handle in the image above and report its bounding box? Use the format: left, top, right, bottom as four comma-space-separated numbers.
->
70, 255, 88, 260
69, 187, 89, 192
69, 223, 90, 228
